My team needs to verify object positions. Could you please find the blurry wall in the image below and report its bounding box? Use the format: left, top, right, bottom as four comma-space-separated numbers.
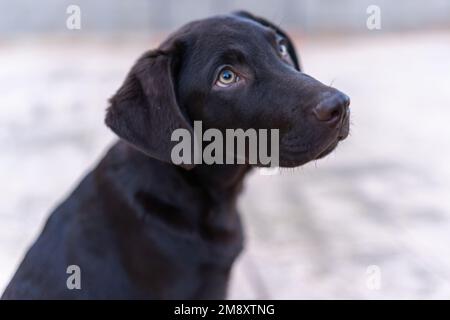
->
1, 0, 450, 37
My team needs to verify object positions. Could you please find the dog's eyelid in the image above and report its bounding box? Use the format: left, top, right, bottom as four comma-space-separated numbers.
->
213, 65, 246, 88
278, 37, 288, 45
216, 64, 247, 79
268, 27, 286, 42
265, 31, 288, 57
264, 28, 279, 46
265, 26, 277, 37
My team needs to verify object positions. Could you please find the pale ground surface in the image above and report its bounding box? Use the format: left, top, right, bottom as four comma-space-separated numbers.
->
1, 31, 450, 299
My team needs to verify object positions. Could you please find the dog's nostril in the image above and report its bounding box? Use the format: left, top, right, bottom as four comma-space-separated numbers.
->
313, 93, 349, 124
331, 109, 341, 119
313, 101, 342, 122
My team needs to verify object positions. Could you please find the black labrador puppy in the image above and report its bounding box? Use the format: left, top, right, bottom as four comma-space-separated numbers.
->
2, 11, 350, 299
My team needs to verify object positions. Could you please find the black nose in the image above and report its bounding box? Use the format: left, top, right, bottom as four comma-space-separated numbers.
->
313, 92, 350, 125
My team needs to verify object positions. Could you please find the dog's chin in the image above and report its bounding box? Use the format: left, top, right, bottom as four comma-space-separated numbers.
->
314, 140, 340, 160
279, 139, 341, 167
278, 151, 319, 168
314, 121, 350, 160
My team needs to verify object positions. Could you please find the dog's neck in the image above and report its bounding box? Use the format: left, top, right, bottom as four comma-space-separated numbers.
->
99, 142, 249, 258
178, 164, 251, 243
189, 163, 251, 193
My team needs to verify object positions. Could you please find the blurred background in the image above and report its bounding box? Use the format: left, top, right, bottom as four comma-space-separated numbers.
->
1, 0, 450, 299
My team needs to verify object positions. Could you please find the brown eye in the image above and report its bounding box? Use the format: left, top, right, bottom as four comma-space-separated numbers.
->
216, 68, 239, 87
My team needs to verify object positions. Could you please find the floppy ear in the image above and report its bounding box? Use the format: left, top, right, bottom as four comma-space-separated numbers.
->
105, 44, 194, 168
233, 10, 302, 71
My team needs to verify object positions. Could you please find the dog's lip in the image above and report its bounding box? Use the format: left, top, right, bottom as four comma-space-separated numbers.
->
315, 140, 339, 159
338, 109, 351, 139
315, 122, 349, 159
338, 127, 349, 140
337, 114, 350, 141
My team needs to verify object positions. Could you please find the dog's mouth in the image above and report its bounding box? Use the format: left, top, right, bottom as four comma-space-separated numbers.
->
314, 118, 350, 160
279, 114, 351, 166
314, 139, 340, 159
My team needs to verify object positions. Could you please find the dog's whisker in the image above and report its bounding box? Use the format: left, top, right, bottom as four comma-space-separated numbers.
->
329, 78, 337, 87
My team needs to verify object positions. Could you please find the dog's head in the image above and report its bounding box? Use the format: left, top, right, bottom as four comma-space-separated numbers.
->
106, 11, 350, 168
